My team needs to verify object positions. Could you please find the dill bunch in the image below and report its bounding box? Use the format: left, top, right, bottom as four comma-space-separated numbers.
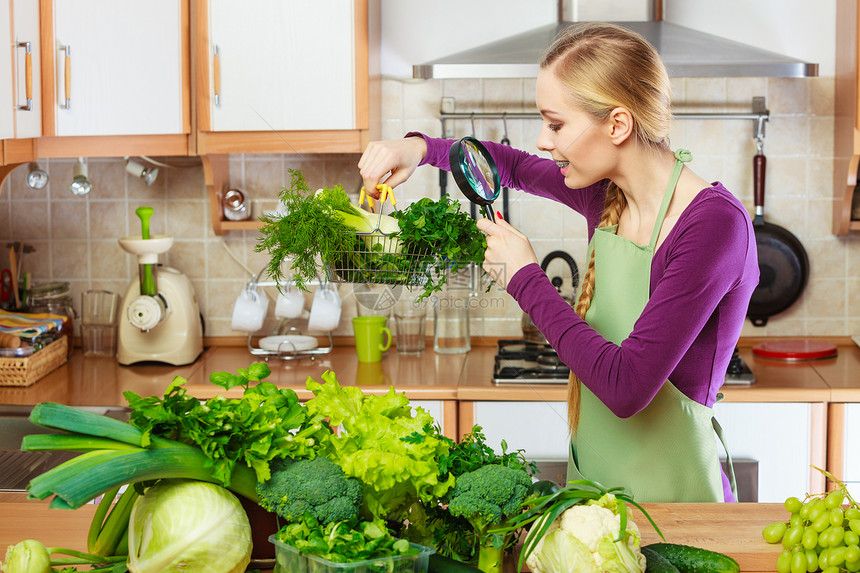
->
256, 169, 355, 290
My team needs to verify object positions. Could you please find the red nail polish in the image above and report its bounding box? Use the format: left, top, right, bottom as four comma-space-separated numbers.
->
496, 211, 503, 220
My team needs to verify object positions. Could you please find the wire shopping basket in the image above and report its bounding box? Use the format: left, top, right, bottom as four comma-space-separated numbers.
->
325, 185, 437, 286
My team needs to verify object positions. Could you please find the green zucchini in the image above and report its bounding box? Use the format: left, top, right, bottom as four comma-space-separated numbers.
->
643, 543, 740, 573
642, 546, 681, 573
428, 553, 483, 573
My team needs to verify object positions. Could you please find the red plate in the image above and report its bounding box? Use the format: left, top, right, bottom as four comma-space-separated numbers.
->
752, 340, 838, 361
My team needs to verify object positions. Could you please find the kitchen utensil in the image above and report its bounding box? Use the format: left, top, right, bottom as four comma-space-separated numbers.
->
746, 141, 809, 326
116, 206, 203, 366
80, 290, 121, 357
0, 269, 12, 305
752, 340, 837, 360
258, 334, 318, 353
522, 251, 579, 345
8, 248, 20, 308
231, 286, 269, 332
352, 316, 392, 362
274, 287, 305, 319
449, 137, 500, 221
307, 284, 342, 331
222, 188, 251, 221
500, 117, 511, 216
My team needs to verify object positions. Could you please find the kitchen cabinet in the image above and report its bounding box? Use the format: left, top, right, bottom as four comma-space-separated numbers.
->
35, 0, 190, 158
712, 402, 827, 502
458, 400, 570, 462
0, 0, 41, 165
195, 0, 378, 155
197, 0, 380, 234
834, 0, 860, 234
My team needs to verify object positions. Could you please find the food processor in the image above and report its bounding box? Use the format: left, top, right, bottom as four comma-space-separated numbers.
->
116, 206, 203, 365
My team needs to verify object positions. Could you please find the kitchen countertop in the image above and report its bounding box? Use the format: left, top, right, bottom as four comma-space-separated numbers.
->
1, 338, 857, 407
0, 493, 788, 573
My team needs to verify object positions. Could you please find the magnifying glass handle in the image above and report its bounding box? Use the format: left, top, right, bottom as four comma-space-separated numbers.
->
482, 204, 496, 222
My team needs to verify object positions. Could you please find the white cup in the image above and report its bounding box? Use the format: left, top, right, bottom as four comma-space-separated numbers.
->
231, 287, 269, 332
307, 285, 342, 331
275, 289, 305, 319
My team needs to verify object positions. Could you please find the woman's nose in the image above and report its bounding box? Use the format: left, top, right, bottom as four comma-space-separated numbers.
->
536, 130, 552, 152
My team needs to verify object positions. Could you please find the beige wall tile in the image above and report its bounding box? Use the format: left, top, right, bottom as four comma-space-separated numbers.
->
166, 200, 206, 239
90, 240, 128, 279
769, 78, 808, 115
168, 240, 207, 279
90, 201, 128, 239
244, 157, 284, 201
164, 164, 205, 200
12, 199, 49, 240
50, 201, 87, 239
52, 241, 88, 279
88, 160, 126, 200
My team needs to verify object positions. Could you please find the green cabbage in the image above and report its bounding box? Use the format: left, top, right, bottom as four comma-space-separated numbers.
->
1, 540, 50, 573
127, 480, 252, 573
533, 530, 600, 573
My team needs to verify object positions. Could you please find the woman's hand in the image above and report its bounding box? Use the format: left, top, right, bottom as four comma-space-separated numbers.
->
358, 137, 428, 198
476, 214, 538, 289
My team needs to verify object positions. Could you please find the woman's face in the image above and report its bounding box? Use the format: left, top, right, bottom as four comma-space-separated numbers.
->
535, 67, 612, 189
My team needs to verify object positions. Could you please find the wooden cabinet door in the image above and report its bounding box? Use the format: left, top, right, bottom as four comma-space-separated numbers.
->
207, 0, 355, 132
51, 0, 183, 136
0, 0, 15, 140
12, 0, 41, 138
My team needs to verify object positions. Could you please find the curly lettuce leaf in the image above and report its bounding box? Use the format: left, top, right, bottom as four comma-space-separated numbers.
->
305, 371, 455, 523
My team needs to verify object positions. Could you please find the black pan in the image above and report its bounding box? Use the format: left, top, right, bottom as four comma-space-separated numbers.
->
746, 148, 809, 326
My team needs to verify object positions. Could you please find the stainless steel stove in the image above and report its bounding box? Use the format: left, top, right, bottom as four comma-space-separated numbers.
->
492, 339, 570, 384
492, 340, 755, 386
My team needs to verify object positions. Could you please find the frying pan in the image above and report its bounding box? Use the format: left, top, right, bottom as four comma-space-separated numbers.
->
746, 146, 809, 326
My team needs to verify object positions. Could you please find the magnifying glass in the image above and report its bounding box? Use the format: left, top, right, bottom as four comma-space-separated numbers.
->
449, 137, 500, 222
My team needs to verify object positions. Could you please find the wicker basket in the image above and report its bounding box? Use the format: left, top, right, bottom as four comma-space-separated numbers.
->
0, 336, 69, 387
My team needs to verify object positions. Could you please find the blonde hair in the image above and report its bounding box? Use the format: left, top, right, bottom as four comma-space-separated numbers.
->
539, 22, 672, 434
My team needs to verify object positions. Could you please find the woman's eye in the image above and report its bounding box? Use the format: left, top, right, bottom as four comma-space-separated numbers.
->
547, 123, 562, 132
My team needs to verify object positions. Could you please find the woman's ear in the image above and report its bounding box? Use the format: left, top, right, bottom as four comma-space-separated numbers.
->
607, 107, 634, 145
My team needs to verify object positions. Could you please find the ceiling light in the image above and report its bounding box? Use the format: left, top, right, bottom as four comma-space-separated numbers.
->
25, 163, 48, 190
125, 157, 159, 186
70, 157, 92, 196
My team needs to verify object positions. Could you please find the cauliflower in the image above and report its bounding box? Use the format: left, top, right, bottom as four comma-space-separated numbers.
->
525, 495, 646, 573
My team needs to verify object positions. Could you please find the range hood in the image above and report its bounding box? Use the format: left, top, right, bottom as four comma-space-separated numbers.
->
413, 21, 818, 79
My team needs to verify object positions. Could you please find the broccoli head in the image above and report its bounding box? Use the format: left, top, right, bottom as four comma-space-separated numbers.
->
447, 464, 533, 573
448, 464, 532, 530
255, 456, 362, 525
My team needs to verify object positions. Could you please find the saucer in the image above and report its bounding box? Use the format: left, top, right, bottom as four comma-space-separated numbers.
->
259, 335, 318, 353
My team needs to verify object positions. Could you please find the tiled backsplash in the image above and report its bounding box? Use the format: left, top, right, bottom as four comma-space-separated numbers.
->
2, 76, 859, 339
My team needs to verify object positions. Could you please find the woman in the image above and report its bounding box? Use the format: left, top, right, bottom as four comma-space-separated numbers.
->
358, 22, 758, 503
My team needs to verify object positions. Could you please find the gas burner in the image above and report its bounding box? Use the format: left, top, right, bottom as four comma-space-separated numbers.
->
493, 339, 569, 384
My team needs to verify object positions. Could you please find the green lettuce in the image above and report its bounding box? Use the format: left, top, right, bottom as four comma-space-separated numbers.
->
305, 372, 455, 524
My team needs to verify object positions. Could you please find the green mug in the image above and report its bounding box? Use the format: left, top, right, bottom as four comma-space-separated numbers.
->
352, 316, 392, 362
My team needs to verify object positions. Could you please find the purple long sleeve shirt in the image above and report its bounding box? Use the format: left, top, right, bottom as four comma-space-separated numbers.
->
416, 133, 759, 416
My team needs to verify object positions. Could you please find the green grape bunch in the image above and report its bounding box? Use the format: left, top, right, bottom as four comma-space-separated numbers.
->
762, 466, 860, 573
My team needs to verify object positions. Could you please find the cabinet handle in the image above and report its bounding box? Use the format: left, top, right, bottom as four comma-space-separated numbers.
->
16, 42, 32, 111
60, 44, 71, 109
213, 44, 221, 107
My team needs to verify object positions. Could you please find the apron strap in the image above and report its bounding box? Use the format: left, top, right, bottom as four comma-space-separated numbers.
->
712, 416, 738, 500
648, 149, 692, 248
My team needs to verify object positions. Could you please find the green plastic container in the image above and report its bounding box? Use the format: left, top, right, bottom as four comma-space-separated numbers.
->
268, 535, 434, 573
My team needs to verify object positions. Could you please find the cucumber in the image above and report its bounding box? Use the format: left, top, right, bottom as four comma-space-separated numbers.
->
428, 553, 483, 573
643, 543, 740, 573
642, 546, 681, 573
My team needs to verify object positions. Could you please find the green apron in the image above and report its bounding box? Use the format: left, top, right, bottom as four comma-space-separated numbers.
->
567, 150, 737, 503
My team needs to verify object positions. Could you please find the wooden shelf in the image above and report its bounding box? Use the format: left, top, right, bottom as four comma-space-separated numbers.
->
219, 219, 263, 232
